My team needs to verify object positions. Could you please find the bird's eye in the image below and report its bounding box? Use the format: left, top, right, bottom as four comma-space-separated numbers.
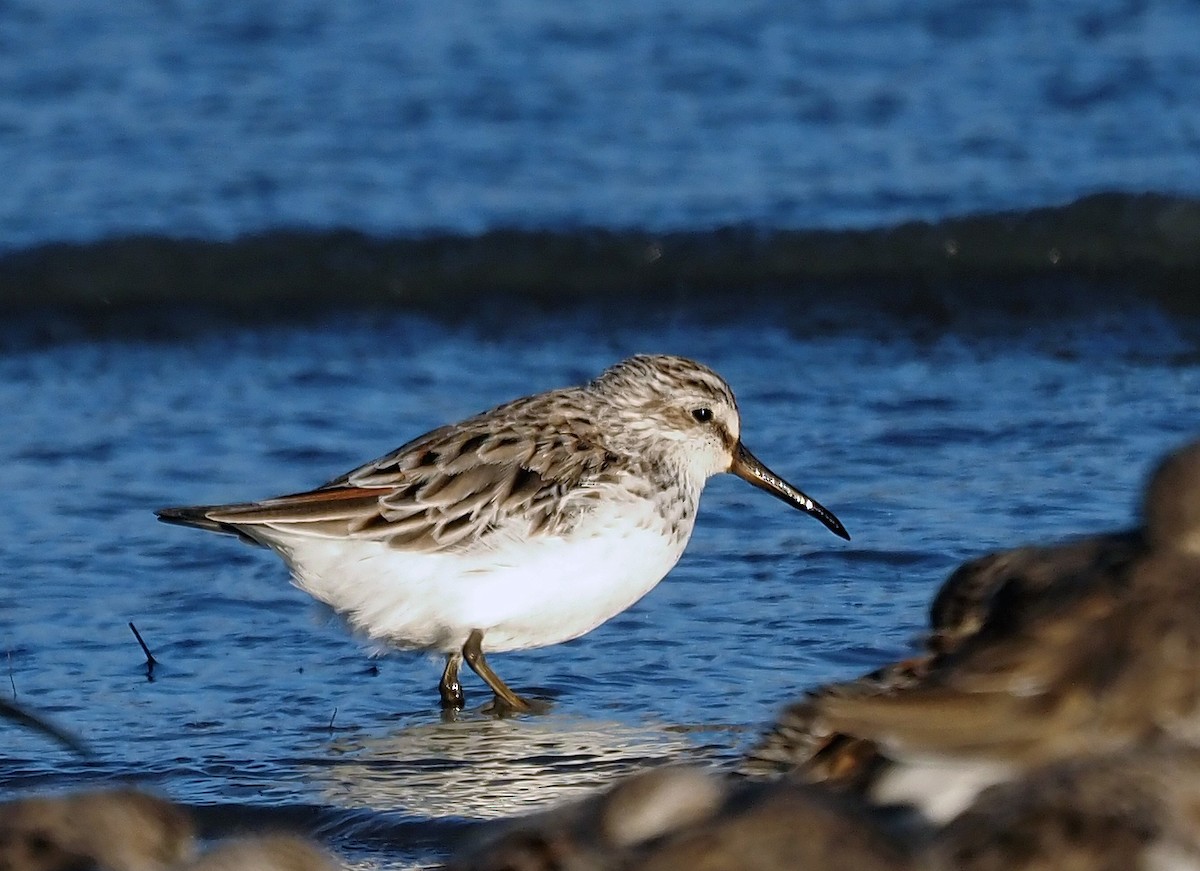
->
691, 407, 714, 423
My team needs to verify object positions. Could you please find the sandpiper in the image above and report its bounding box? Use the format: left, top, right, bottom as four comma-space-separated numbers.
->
745, 439, 1200, 819
448, 766, 915, 871
180, 835, 341, 871
158, 355, 848, 712
929, 745, 1200, 871
0, 788, 195, 871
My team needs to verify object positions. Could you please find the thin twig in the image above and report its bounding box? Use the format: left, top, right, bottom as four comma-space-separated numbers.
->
2, 650, 90, 755
128, 621, 158, 680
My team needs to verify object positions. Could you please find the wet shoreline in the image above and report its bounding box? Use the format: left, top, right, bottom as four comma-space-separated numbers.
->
3, 192, 1199, 321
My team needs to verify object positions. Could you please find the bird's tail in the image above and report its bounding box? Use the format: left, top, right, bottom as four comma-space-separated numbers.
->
156, 504, 242, 536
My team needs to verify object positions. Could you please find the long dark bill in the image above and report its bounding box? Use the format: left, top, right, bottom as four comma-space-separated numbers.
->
730, 442, 850, 540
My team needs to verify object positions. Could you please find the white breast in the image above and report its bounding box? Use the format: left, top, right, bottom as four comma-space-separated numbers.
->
258, 497, 694, 654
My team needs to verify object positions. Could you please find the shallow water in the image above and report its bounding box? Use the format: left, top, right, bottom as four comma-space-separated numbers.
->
1, 305, 1198, 867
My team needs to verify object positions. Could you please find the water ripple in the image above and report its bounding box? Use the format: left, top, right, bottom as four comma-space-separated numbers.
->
1, 307, 1197, 868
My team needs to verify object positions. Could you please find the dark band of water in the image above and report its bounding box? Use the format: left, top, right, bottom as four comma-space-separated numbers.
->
2, 194, 1198, 318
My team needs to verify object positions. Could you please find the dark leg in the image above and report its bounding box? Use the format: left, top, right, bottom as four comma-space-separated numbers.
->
462, 629, 533, 714
440, 651, 465, 709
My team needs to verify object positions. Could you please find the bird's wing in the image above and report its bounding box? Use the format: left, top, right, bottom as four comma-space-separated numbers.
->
161, 393, 619, 553
926, 531, 1146, 656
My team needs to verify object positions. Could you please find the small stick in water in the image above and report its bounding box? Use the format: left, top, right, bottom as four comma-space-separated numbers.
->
128, 621, 158, 679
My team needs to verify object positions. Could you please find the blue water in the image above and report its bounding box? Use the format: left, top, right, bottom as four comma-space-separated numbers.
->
1, 306, 1198, 867
3, 1, 1200, 250
3, 3, 1200, 863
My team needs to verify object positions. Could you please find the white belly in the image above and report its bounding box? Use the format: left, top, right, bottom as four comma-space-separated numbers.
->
871, 756, 1016, 823
258, 503, 691, 654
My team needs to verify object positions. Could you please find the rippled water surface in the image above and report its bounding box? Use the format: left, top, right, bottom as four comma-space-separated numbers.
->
2, 307, 1198, 867
3, 0, 1200, 247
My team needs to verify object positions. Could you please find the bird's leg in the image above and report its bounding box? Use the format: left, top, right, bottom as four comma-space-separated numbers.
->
439, 651, 465, 709
462, 629, 533, 714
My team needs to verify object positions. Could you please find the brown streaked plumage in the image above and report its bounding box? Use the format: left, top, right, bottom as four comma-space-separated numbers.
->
628, 781, 916, 871
929, 745, 1200, 871
740, 656, 928, 787
0, 788, 195, 871
743, 531, 1148, 784
744, 438, 1200, 818
446, 766, 726, 871
823, 551, 1200, 753
159, 355, 848, 713
178, 835, 342, 871
924, 440, 1200, 660
924, 530, 1147, 660
445, 765, 916, 871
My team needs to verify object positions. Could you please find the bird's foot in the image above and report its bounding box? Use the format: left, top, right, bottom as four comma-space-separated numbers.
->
481, 694, 550, 717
